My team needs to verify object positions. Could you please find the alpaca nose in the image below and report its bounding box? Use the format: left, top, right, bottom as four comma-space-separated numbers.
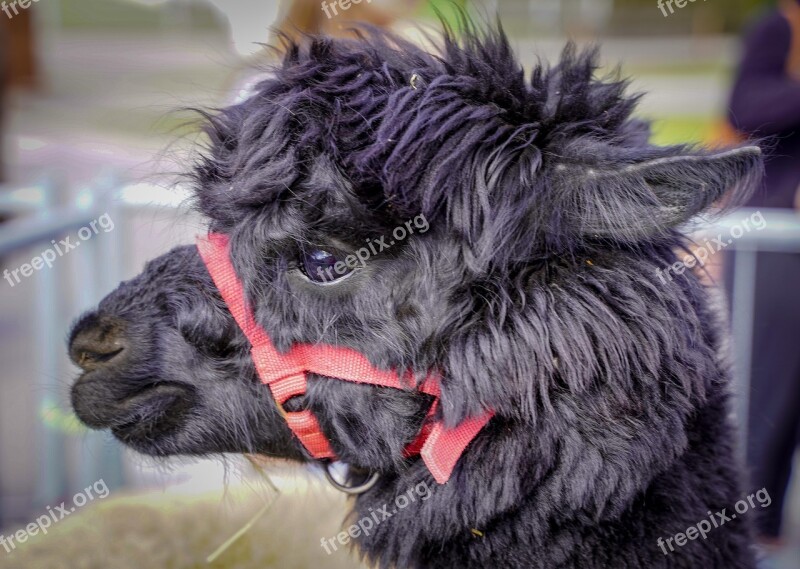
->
68, 314, 128, 372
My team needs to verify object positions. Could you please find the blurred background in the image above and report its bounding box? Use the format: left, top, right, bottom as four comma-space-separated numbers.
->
0, 1, 798, 568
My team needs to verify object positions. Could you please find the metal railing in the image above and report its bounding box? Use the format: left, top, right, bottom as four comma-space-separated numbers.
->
694, 208, 800, 451
0, 177, 201, 525
1, 181, 798, 521
0, 176, 125, 514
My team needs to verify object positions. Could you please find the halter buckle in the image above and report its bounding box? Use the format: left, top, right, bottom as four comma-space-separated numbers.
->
323, 461, 380, 495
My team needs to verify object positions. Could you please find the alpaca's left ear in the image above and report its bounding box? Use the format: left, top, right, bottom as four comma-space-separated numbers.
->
556, 146, 763, 243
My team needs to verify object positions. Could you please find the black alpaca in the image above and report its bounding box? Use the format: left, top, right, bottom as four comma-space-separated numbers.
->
68, 23, 764, 568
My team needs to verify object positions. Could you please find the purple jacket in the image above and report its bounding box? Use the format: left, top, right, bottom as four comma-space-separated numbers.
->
728, 7, 800, 209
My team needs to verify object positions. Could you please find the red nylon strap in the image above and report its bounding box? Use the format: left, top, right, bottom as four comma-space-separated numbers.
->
197, 233, 493, 483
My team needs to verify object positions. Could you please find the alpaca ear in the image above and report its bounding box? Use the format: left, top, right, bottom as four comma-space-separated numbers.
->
556, 146, 763, 243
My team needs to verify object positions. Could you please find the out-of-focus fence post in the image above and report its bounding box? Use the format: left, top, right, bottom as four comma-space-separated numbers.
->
694, 208, 800, 455
31, 178, 66, 510
0, 176, 127, 510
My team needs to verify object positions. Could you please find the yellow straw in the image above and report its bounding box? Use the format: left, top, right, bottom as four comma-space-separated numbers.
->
206, 456, 282, 564
206, 499, 276, 564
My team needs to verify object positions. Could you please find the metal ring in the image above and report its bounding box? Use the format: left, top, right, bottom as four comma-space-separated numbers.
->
323, 462, 380, 495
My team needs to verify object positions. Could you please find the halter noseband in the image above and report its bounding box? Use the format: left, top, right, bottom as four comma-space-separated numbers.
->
197, 233, 493, 484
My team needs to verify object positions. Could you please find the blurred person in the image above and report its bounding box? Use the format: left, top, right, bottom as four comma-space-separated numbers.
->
208, 0, 427, 60
273, 0, 426, 46
0, 19, 7, 183
204, 0, 426, 106
726, 0, 800, 550
0, 6, 38, 184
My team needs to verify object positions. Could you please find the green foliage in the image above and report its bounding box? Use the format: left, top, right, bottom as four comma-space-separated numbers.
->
57, 0, 223, 30
615, 0, 778, 31
418, 0, 469, 28
648, 115, 716, 146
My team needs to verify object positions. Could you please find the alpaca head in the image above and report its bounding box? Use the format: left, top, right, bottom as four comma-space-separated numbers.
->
69, 24, 761, 526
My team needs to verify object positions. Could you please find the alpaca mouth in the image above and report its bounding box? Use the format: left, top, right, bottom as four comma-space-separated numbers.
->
110, 382, 196, 442
72, 374, 195, 444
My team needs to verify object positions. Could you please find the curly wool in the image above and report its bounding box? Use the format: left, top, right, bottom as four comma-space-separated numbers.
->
71, 19, 764, 569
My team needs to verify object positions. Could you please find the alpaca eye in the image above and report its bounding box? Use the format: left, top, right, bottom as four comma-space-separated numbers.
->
300, 249, 354, 284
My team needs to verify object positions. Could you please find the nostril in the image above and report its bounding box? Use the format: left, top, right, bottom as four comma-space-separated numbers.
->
75, 346, 124, 369
68, 315, 128, 371
70, 334, 126, 371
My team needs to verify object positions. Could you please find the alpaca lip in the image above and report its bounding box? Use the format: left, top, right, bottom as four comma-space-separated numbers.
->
72, 377, 191, 431
111, 382, 194, 440
117, 382, 188, 409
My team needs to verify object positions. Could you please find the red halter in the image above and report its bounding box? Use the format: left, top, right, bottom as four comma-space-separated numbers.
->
197, 233, 493, 484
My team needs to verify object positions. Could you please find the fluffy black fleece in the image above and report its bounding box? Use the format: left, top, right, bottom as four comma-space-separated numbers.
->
69, 20, 765, 569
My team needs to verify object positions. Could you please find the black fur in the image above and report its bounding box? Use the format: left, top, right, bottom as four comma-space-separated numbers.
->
69, 21, 764, 568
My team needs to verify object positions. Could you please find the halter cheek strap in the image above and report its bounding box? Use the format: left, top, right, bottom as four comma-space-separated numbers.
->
197, 233, 493, 484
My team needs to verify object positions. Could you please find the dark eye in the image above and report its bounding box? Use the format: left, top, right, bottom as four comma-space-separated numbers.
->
300, 249, 354, 284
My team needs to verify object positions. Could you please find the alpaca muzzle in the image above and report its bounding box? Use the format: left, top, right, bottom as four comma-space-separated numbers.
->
197, 233, 493, 484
